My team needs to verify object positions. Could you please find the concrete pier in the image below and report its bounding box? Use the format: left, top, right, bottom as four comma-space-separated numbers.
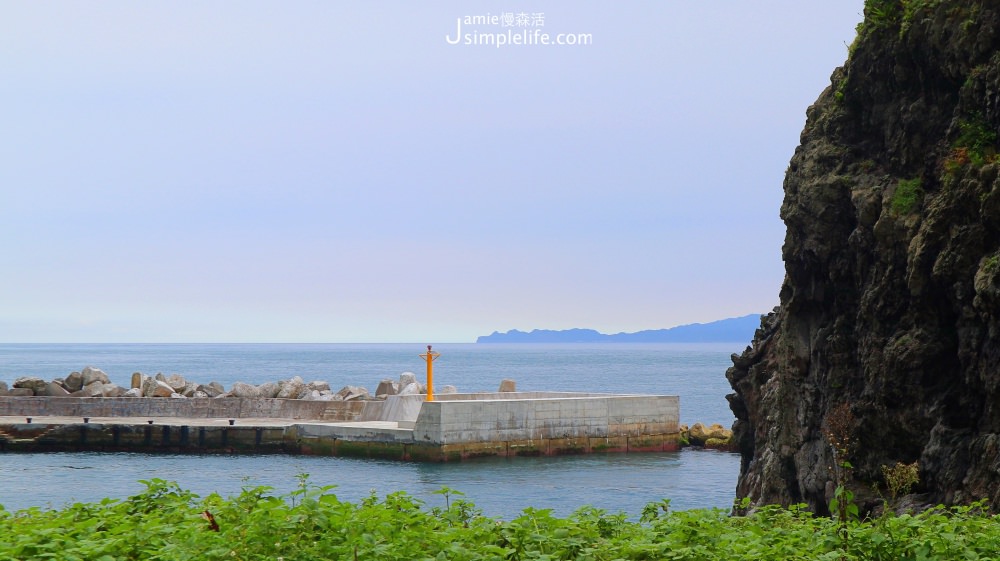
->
0, 392, 680, 461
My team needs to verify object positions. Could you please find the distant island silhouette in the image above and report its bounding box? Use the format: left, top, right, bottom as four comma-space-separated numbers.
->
476, 314, 762, 343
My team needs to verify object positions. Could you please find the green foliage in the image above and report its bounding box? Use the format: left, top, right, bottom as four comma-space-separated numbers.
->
863, 0, 903, 31
891, 177, 924, 215
882, 461, 920, 500
857, 1, 945, 39
957, 117, 998, 160
984, 255, 1000, 275
945, 116, 999, 174
823, 402, 857, 557
834, 78, 848, 105
899, 0, 942, 38
1, 479, 999, 560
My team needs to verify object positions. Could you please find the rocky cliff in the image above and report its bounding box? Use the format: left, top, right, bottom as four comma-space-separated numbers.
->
727, 0, 1000, 514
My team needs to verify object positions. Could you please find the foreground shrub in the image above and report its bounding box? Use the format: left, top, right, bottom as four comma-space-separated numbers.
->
1, 478, 997, 560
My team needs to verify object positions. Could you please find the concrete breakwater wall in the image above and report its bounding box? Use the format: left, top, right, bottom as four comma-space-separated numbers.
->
0, 392, 681, 460
0, 420, 294, 455
0, 396, 364, 421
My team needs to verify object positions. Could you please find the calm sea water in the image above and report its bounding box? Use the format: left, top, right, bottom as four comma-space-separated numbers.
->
0, 343, 742, 517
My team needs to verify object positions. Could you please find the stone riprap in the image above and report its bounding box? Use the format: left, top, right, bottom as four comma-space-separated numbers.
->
679, 422, 735, 450
0, 367, 439, 403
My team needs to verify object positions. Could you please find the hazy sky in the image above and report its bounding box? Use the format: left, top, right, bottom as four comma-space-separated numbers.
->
1, 2, 864, 343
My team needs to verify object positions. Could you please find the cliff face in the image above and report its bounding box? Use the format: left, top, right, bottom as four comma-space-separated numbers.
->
727, 1, 1000, 514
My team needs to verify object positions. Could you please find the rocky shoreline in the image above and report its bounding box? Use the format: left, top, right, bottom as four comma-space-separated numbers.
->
678, 422, 734, 451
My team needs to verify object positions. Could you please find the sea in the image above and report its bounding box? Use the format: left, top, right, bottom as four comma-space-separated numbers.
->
0, 343, 743, 518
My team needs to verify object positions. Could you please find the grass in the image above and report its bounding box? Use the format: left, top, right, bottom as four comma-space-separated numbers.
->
891, 177, 924, 215
1, 478, 999, 560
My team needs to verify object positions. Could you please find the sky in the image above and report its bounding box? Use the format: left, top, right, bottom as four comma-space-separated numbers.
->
0, 1, 865, 343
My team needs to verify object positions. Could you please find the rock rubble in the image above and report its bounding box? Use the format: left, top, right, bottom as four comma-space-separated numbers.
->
0, 367, 452, 402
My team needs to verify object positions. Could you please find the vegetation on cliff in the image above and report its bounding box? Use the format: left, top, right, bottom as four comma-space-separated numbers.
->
727, 0, 1000, 515
2, 479, 999, 560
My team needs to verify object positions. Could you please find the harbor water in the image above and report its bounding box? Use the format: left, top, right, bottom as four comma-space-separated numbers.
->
0, 343, 743, 517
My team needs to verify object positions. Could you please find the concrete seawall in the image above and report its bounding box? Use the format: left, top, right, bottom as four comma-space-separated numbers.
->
0, 395, 372, 421
0, 392, 680, 461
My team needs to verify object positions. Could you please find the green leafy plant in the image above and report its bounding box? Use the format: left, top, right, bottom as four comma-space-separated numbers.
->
882, 461, 920, 500
891, 177, 924, 215
1, 477, 999, 560
945, 116, 999, 174
824, 402, 858, 558
864, 0, 903, 31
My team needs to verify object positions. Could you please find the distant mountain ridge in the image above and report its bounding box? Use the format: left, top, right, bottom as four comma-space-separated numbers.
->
476, 314, 762, 343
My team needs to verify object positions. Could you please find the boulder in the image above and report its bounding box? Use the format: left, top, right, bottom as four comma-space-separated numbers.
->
85, 381, 107, 397
398, 382, 422, 395
277, 377, 306, 399
155, 372, 167, 383
399, 372, 418, 387
124, 388, 143, 398
257, 382, 280, 399
45, 382, 71, 397
13, 376, 48, 395
169, 392, 185, 398
307, 380, 331, 393
7, 388, 33, 397
142, 378, 174, 398
182, 382, 200, 397
498, 379, 516, 392
704, 437, 735, 451
193, 390, 209, 398
336, 385, 368, 400
130, 372, 144, 389
81, 366, 110, 386
164, 374, 188, 392
375, 379, 398, 397
102, 384, 127, 398
688, 423, 732, 446
230, 382, 261, 399
197, 383, 223, 398
141, 378, 157, 397
0, 380, 8, 395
